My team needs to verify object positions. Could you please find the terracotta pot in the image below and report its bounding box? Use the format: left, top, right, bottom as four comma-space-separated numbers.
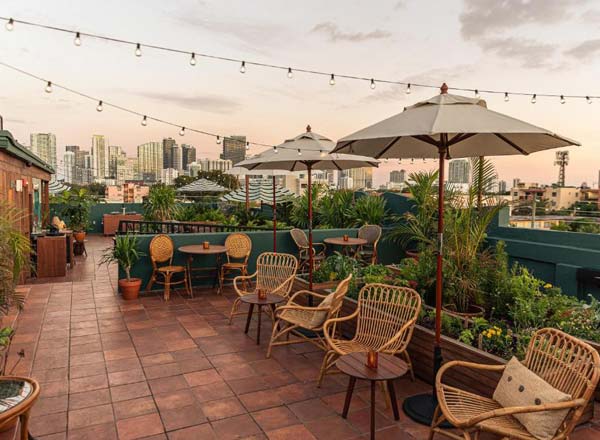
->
73, 231, 86, 243
405, 249, 420, 261
442, 303, 485, 319
118, 278, 142, 300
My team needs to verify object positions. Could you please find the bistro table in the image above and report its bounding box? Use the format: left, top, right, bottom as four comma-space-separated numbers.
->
240, 293, 285, 345
337, 352, 408, 440
324, 237, 367, 257
178, 244, 228, 295
0, 376, 40, 440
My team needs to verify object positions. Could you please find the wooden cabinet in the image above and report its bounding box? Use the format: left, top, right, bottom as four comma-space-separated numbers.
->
103, 214, 143, 235
36, 236, 67, 277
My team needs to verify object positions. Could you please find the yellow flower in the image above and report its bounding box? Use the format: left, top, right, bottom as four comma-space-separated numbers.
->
544, 283, 552, 289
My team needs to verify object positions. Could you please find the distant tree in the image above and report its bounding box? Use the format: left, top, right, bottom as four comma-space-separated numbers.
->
173, 175, 196, 188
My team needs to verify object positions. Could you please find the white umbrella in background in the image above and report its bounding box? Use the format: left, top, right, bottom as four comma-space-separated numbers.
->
237, 125, 378, 290
332, 83, 580, 425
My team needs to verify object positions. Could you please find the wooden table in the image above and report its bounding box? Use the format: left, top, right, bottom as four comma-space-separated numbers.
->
36, 235, 67, 277
240, 293, 285, 345
324, 237, 367, 256
178, 245, 227, 295
0, 376, 40, 440
337, 352, 408, 439
103, 213, 143, 235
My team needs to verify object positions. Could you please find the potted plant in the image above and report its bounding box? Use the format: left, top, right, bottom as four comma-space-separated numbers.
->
53, 189, 93, 245
99, 234, 145, 300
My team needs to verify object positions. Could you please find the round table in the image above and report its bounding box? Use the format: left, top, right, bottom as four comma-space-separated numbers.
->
240, 293, 285, 345
336, 352, 408, 440
324, 237, 367, 257
178, 245, 228, 295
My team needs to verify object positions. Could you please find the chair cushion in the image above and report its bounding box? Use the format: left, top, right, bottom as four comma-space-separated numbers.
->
309, 293, 335, 328
493, 357, 572, 440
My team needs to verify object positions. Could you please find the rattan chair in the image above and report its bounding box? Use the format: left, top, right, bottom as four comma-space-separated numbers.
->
219, 233, 252, 294
355, 224, 382, 265
430, 328, 600, 440
146, 234, 190, 300
290, 228, 326, 272
318, 283, 421, 386
266, 274, 352, 358
228, 252, 298, 324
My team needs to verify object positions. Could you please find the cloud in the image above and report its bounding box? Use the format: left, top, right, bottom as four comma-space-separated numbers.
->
565, 39, 600, 58
580, 9, 600, 25
479, 37, 557, 69
311, 22, 391, 42
394, 1, 406, 9
135, 91, 240, 114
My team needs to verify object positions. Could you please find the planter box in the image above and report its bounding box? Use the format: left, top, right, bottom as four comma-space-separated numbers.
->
293, 276, 341, 295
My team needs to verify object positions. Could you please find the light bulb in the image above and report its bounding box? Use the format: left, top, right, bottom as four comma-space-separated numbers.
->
384, 158, 389, 163
370, 79, 376, 90
406, 83, 411, 94
5, 18, 14, 31
319, 150, 325, 157
74, 32, 81, 46
423, 158, 426, 163
504, 92, 509, 102
531, 94, 537, 104
179, 127, 185, 136
398, 159, 402, 164
216, 136, 221, 144
190, 52, 196, 66
586, 96, 592, 104
135, 43, 142, 57
96, 100, 103, 112
141, 115, 148, 126
297, 149, 302, 156
274, 146, 278, 154
475, 89, 480, 98
45, 81, 53, 93
411, 158, 414, 164
329, 74, 335, 86
287, 67, 293, 79
560, 95, 566, 104
245, 142, 250, 151
240, 61, 246, 74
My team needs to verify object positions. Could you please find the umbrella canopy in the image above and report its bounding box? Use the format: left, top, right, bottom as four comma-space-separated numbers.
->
176, 178, 228, 193
226, 167, 293, 177
220, 179, 296, 204
49, 180, 70, 195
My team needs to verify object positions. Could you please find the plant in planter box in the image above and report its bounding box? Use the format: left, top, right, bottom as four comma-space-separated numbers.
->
143, 183, 179, 221
313, 252, 360, 283
52, 188, 94, 241
99, 234, 145, 300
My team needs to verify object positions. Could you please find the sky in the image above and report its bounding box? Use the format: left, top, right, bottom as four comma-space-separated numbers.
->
0, 0, 599, 187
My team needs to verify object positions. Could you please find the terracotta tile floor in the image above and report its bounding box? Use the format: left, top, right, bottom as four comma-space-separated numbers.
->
3, 235, 599, 439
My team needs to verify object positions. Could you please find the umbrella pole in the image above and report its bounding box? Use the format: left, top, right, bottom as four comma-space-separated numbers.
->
307, 164, 314, 293
273, 176, 277, 253
245, 175, 250, 212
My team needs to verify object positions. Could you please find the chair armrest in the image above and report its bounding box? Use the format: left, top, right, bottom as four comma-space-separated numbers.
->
270, 273, 297, 297
436, 360, 506, 389
322, 308, 359, 349
378, 316, 418, 353
288, 290, 328, 304
233, 272, 257, 296
276, 304, 330, 314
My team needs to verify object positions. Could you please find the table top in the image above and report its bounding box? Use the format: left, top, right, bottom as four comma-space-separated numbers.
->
240, 293, 286, 306
178, 244, 227, 255
324, 237, 368, 246
336, 352, 408, 381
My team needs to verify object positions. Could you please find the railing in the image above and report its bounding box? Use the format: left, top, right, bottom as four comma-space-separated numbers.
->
117, 219, 273, 235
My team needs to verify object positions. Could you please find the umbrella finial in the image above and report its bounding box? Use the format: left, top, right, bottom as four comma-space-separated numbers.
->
440, 83, 448, 94
306, 124, 312, 132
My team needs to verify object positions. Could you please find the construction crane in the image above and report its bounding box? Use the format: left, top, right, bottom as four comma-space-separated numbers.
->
554, 151, 569, 187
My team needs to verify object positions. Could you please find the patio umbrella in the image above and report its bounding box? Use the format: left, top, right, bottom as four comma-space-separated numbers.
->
49, 180, 70, 195
331, 83, 580, 425
176, 178, 228, 194
237, 126, 378, 290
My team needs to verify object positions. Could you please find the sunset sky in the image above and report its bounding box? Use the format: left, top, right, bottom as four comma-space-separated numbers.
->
1, 0, 599, 187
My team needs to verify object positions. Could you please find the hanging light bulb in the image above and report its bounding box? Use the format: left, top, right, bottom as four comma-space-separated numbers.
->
423, 158, 426, 163
319, 150, 325, 157
411, 158, 414, 164
245, 142, 250, 151
239, 61, 246, 73
398, 159, 402, 164
5, 18, 14, 31
141, 115, 148, 126
74, 32, 81, 46
135, 43, 142, 57
475, 89, 480, 98
297, 149, 302, 156
531, 94, 537, 104
384, 158, 389, 163
287, 67, 293, 79
273, 146, 278, 154
96, 100, 103, 112
189, 52, 196, 66
179, 127, 185, 136
406, 83, 411, 94
329, 74, 335, 86
560, 95, 566, 104
216, 136, 221, 144
504, 92, 509, 102
586, 96, 592, 104
370, 79, 376, 90
45, 81, 53, 93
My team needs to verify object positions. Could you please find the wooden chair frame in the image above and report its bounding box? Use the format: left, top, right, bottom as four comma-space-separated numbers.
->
430, 328, 600, 440
0, 377, 40, 440
355, 224, 382, 265
290, 228, 326, 272
266, 274, 352, 358
318, 283, 421, 386
146, 234, 190, 300
219, 233, 252, 293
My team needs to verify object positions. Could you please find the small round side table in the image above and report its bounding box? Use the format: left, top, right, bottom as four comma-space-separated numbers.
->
240, 293, 285, 345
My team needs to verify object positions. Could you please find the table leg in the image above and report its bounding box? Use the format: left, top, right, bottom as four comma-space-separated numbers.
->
342, 376, 356, 418
370, 380, 376, 440
387, 380, 400, 420
214, 254, 222, 292
256, 305, 262, 345
187, 255, 194, 297
244, 304, 254, 334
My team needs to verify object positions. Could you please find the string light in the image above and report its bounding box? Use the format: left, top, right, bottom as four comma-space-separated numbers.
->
141, 115, 148, 126
245, 142, 250, 151
411, 158, 414, 164
370, 78, 376, 90
504, 92, 509, 102
45, 81, 52, 93
135, 43, 142, 57
406, 83, 411, 94
329, 74, 335, 86
5, 18, 13, 31
297, 149, 302, 156
531, 94, 537, 104
240, 61, 246, 73
587, 96, 592, 104
96, 100, 103, 112
189, 52, 196, 66
384, 158, 389, 162
179, 127, 185, 136
273, 146, 278, 154
287, 67, 293, 79
560, 95, 566, 104
216, 135, 221, 144
475, 89, 480, 98
74, 32, 81, 46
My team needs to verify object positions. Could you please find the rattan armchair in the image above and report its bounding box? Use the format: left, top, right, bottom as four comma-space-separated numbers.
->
266, 274, 352, 358
318, 283, 421, 386
228, 252, 298, 324
430, 328, 600, 440
219, 233, 252, 294
290, 228, 326, 272
355, 224, 382, 265
146, 234, 190, 301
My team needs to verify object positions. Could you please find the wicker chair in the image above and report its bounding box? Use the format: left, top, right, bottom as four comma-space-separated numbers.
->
266, 274, 353, 358
228, 252, 298, 324
219, 233, 252, 294
290, 228, 326, 272
355, 224, 382, 265
430, 328, 600, 440
146, 234, 190, 300
318, 283, 421, 386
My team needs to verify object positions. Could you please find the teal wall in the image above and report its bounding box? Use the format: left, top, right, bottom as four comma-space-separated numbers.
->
50, 203, 144, 233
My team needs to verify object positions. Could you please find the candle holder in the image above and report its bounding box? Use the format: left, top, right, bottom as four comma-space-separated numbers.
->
366, 350, 378, 369
202, 241, 210, 250
257, 288, 267, 300
343, 234, 349, 242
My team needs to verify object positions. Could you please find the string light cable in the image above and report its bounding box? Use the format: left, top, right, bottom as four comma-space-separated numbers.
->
1, 15, 598, 101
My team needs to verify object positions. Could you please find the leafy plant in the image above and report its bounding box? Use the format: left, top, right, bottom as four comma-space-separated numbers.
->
99, 234, 145, 281
350, 194, 388, 226
313, 252, 360, 283
143, 184, 179, 221
359, 264, 391, 284
52, 188, 94, 231
290, 185, 323, 229
317, 190, 354, 228
0, 202, 28, 314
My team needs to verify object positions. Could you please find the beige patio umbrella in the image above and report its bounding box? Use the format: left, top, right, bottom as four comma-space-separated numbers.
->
237, 126, 378, 290
332, 83, 580, 425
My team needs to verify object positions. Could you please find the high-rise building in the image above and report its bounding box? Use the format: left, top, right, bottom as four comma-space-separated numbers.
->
161, 168, 179, 185
339, 167, 373, 190
137, 142, 163, 182
63, 151, 75, 183
498, 180, 507, 193
162, 138, 176, 170
181, 144, 196, 171
221, 136, 246, 165
91, 135, 108, 179
448, 159, 470, 184
171, 144, 182, 171
513, 178, 521, 188
390, 170, 406, 184
79, 153, 94, 185
29, 133, 57, 171
107, 145, 125, 179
